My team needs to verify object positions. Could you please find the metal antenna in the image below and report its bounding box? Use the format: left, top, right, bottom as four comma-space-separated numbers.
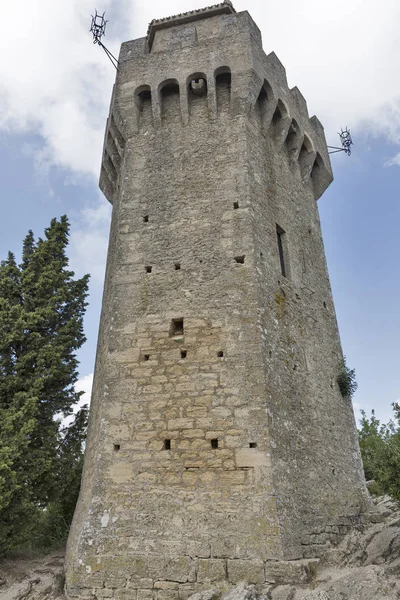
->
328, 127, 353, 156
90, 11, 119, 70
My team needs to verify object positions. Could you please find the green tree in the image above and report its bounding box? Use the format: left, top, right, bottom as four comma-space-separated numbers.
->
358, 405, 400, 502
0, 216, 89, 553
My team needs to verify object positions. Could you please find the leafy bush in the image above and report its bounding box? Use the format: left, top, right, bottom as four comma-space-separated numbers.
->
337, 356, 358, 399
358, 404, 400, 502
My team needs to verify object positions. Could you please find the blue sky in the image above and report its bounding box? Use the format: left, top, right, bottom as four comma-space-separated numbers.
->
0, 0, 399, 425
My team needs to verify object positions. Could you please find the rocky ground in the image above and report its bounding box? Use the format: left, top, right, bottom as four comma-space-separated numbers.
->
0, 496, 399, 600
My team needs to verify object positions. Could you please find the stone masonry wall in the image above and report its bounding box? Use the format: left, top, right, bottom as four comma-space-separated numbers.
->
66, 6, 370, 599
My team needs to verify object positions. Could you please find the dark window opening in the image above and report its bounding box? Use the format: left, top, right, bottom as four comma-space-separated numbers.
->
276, 225, 287, 278
272, 106, 283, 124
143, 215, 149, 223
211, 438, 219, 449
163, 439, 171, 450
249, 442, 257, 448
217, 351, 224, 358
234, 255, 245, 264
323, 301, 327, 308
174, 263, 181, 270
114, 444, 120, 452
170, 318, 184, 337
145, 266, 152, 273
180, 350, 187, 359
233, 202, 239, 209
144, 354, 150, 361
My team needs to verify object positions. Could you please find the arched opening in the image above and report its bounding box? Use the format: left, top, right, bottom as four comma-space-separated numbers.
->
255, 79, 273, 129
107, 132, 121, 170
187, 72, 208, 119
135, 85, 152, 129
285, 119, 301, 159
269, 99, 288, 138
159, 79, 181, 123
310, 152, 332, 199
215, 66, 231, 115
298, 134, 315, 177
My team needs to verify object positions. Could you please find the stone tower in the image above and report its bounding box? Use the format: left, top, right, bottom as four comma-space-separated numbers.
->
66, 3, 370, 598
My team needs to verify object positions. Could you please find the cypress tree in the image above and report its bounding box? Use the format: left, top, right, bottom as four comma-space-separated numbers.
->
0, 216, 89, 552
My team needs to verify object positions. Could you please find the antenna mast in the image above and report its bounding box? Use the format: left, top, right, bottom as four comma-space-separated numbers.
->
328, 128, 353, 156
90, 11, 119, 70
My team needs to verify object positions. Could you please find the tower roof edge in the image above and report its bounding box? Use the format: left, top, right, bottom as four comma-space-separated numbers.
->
146, 2, 236, 50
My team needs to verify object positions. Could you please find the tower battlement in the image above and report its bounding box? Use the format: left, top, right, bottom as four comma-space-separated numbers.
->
67, 5, 369, 599
100, 9, 332, 206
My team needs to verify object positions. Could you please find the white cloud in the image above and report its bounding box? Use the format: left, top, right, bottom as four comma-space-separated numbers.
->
75, 373, 94, 407
61, 373, 93, 427
1, 1, 400, 178
69, 195, 111, 285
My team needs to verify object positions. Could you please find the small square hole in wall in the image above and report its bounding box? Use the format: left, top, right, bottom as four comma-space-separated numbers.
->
234, 255, 245, 264
144, 354, 150, 361
163, 439, 171, 450
211, 439, 219, 449
217, 351, 224, 358
114, 444, 121, 452
170, 318, 184, 337
233, 202, 239, 209
249, 442, 257, 448
174, 263, 181, 270
143, 215, 149, 223
180, 350, 187, 359
145, 266, 152, 273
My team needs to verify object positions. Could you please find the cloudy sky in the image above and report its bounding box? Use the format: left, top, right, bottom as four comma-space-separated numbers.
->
0, 0, 399, 424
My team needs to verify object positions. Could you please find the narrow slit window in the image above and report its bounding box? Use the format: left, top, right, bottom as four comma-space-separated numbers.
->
143, 215, 149, 223
170, 318, 184, 337
217, 351, 224, 358
234, 255, 245, 264
114, 444, 121, 452
163, 439, 171, 450
174, 263, 181, 270
145, 266, 152, 274
233, 202, 239, 209
211, 438, 219, 449
144, 354, 150, 361
180, 350, 187, 359
276, 225, 287, 278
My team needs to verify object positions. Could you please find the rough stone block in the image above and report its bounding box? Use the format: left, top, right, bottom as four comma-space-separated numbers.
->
155, 582, 180, 590
115, 591, 137, 600
264, 559, 319, 584
164, 557, 194, 583
156, 591, 179, 600
227, 559, 265, 584
167, 418, 194, 430
137, 590, 154, 600
197, 559, 226, 583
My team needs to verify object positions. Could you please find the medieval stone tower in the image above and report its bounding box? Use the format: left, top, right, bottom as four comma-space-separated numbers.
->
66, 3, 370, 598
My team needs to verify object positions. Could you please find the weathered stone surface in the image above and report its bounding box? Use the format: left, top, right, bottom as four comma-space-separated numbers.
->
264, 560, 318, 584
187, 590, 221, 600
300, 566, 399, 600
270, 585, 296, 600
227, 561, 265, 584
221, 583, 259, 600
65, 2, 370, 599
197, 560, 226, 583
365, 528, 400, 565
